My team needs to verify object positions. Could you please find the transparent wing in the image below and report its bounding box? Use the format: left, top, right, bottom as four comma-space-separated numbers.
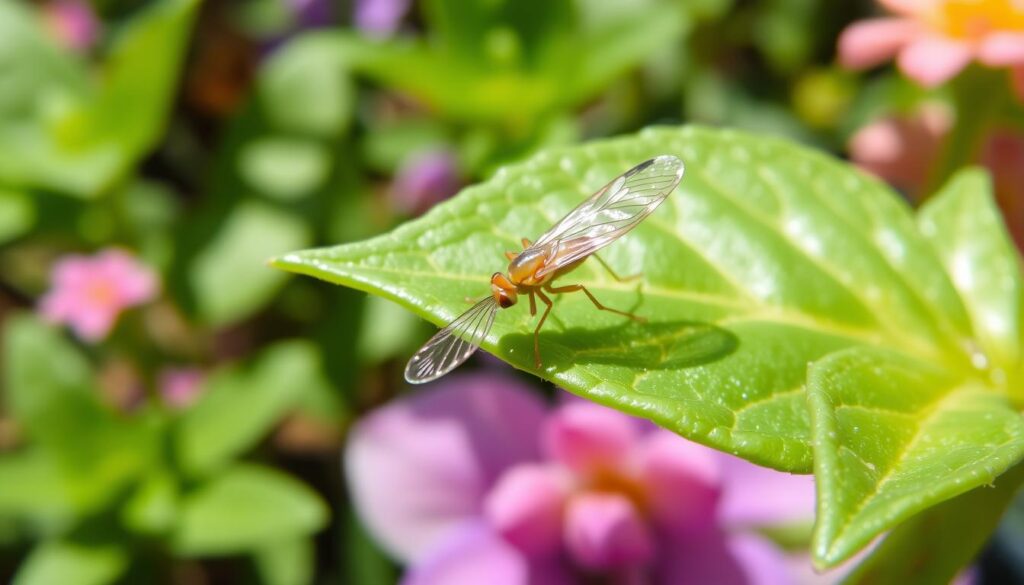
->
532, 155, 684, 278
404, 297, 499, 384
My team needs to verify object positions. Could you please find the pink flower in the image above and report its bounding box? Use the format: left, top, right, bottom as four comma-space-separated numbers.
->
847, 103, 952, 196
39, 249, 159, 342
848, 107, 1024, 247
158, 367, 206, 409
838, 0, 1024, 95
345, 374, 817, 584
41, 0, 99, 52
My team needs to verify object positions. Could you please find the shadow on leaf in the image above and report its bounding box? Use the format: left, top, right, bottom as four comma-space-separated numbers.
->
498, 320, 738, 373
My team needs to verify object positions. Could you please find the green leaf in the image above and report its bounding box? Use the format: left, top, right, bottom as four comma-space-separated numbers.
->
0, 451, 73, 525
173, 464, 328, 556
0, 1, 88, 122
275, 126, 1024, 567
258, 32, 355, 137
253, 537, 314, 585
273, 125, 982, 471
343, 511, 396, 585
918, 168, 1024, 383
843, 462, 1024, 585
0, 187, 34, 243
238, 137, 332, 201
13, 541, 128, 585
332, 0, 684, 126
175, 341, 333, 475
3, 315, 159, 513
189, 201, 311, 325
0, 0, 198, 197
68, 0, 199, 164
809, 346, 1024, 566
121, 469, 178, 536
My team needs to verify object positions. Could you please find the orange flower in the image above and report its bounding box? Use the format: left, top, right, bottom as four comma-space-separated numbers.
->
839, 0, 1024, 96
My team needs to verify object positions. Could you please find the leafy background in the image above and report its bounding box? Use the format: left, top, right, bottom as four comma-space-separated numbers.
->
2, 0, 1024, 583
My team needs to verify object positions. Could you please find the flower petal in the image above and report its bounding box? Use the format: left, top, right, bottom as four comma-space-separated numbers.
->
355, 0, 412, 37
563, 492, 655, 570
542, 402, 639, 474
403, 521, 574, 585
847, 105, 951, 196
659, 532, 792, 585
978, 32, 1024, 66
717, 453, 815, 528
878, 0, 939, 16
483, 464, 570, 558
898, 36, 973, 87
838, 18, 920, 70
345, 373, 548, 562
637, 430, 722, 539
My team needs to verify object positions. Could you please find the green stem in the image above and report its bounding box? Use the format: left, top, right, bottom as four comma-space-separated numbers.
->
927, 66, 1008, 194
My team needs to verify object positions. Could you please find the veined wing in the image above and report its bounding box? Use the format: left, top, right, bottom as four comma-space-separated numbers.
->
532, 155, 684, 278
404, 297, 499, 384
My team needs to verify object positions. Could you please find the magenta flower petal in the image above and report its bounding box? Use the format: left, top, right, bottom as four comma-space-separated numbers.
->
541, 402, 639, 474
483, 464, 570, 558
838, 18, 920, 69
637, 430, 722, 539
898, 36, 973, 87
345, 374, 548, 562
563, 493, 655, 571
979, 32, 1024, 66
717, 453, 815, 528
660, 532, 792, 585
404, 521, 573, 585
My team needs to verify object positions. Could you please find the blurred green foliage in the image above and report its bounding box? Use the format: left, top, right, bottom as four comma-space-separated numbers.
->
1, 0, 1023, 583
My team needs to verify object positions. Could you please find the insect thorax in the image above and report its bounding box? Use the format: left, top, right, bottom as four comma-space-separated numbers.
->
507, 244, 555, 285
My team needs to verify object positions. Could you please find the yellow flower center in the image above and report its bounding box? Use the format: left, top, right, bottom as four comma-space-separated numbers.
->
927, 0, 1024, 39
585, 467, 650, 515
86, 281, 118, 305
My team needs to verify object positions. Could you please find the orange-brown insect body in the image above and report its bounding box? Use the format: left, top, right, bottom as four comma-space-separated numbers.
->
491, 241, 585, 310
404, 155, 684, 384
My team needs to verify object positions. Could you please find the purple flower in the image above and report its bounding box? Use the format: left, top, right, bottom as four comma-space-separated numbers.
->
390, 150, 462, 216
286, 0, 334, 29
345, 374, 817, 584
39, 249, 159, 342
354, 0, 411, 38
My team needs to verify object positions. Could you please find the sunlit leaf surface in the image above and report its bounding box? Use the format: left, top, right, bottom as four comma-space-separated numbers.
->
272, 126, 1024, 565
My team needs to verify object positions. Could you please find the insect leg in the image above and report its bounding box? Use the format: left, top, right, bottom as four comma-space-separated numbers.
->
533, 289, 553, 368
528, 290, 537, 316
521, 238, 532, 249
593, 254, 641, 282
546, 283, 646, 323
505, 251, 518, 260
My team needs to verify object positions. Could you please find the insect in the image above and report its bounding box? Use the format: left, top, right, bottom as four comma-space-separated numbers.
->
404, 155, 685, 384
